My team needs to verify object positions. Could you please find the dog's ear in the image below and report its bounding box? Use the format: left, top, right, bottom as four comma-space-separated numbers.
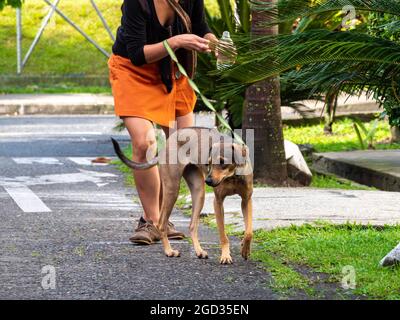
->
232, 144, 247, 166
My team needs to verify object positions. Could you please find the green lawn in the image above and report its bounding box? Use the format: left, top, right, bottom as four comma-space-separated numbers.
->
310, 172, 375, 190
284, 118, 400, 153
252, 224, 400, 300
0, 84, 111, 94
0, 0, 119, 75
0, 0, 219, 75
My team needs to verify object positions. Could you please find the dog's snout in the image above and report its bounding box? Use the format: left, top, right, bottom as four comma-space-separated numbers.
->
205, 176, 214, 186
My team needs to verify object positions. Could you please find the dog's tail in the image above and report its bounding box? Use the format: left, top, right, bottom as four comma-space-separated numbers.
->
111, 138, 159, 170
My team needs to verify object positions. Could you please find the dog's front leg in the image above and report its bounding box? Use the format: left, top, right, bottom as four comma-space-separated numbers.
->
214, 196, 232, 264
241, 197, 253, 260
184, 167, 208, 259
189, 191, 208, 259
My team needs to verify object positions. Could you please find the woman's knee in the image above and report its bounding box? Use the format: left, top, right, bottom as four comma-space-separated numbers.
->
123, 117, 157, 163
132, 139, 156, 162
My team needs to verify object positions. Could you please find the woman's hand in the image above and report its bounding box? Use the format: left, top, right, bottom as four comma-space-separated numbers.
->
168, 34, 211, 53
204, 33, 219, 57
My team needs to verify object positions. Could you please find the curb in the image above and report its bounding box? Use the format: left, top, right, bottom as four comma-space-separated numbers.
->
312, 151, 400, 192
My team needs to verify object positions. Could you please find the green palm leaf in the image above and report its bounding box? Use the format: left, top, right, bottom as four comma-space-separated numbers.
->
237, 0, 251, 33
250, 0, 400, 26
217, 0, 235, 33
224, 30, 400, 84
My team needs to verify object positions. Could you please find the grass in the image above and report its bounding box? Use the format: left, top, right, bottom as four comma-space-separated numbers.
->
111, 144, 135, 188
251, 248, 314, 295
310, 172, 375, 190
0, 0, 119, 75
0, 0, 219, 76
0, 84, 111, 94
252, 223, 400, 300
284, 118, 400, 153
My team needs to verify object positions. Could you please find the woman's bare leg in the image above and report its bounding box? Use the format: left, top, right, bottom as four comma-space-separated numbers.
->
162, 112, 195, 138
123, 117, 160, 224
177, 111, 194, 129
123, 113, 194, 223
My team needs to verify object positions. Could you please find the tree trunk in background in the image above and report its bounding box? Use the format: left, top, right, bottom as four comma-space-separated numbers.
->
323, 91, 338, 135
243, 0, 288, 185
391, 126, 400, 143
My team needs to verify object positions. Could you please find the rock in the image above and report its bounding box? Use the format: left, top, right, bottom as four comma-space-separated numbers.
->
285, 140, 313, 186
380, 242, 400, 267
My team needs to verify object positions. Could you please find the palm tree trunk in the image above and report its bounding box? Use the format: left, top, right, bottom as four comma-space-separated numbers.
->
243, 0, 287, 185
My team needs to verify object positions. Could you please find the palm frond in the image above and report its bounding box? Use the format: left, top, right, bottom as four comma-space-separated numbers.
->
249, 0, 400, 26
223, 30, 400, 85
237, 0, 251, 33
217, 0, 235, 33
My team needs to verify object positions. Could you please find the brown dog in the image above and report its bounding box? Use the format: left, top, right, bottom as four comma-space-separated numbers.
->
111, 127, 253, 264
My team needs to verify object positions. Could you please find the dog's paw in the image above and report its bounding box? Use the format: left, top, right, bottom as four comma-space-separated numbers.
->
220, 254, 233, 265
241, 240, 251, 260
165, 249, 181, 257
196, 250, 209, 259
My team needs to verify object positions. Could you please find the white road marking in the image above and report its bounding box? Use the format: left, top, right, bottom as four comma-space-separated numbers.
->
4, 186, 51, 213
0, 169, 117, 188
0, 169, 119, 213
96, 183, 109, 187
12, 158, 62, 165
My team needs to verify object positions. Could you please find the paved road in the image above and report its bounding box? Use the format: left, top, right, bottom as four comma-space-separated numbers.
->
0, 115, 277, 300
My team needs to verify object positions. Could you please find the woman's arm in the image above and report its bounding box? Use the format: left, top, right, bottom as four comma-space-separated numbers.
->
144, 34, 211, 64
192, 0, 218, 51
123, 0, 148, 66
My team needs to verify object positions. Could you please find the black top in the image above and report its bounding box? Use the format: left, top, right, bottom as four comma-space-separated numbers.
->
112, 0, 211, 92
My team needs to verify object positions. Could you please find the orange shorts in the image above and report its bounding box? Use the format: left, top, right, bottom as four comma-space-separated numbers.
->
108, 54, 197, 128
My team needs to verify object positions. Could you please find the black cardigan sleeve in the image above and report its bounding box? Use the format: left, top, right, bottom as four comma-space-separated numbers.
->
123, 0, 147, 66
191, 0, 212, 38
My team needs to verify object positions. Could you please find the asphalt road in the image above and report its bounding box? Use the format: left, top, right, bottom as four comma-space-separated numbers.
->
0, 115, 277, 300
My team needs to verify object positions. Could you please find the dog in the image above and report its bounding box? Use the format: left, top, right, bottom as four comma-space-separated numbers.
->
111, 127, 253, 264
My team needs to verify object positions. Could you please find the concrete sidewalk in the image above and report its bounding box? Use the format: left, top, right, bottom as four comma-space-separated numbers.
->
0, 94, 114, 115
201, 188, 400, 232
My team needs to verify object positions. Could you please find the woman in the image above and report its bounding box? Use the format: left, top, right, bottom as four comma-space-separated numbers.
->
108, 0, 218, 245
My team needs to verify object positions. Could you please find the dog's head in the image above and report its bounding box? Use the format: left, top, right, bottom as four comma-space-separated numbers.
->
205, 142, 249, 187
